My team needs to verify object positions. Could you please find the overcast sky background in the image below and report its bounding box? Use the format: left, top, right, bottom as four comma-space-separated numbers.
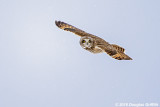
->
0, 0, 160, 107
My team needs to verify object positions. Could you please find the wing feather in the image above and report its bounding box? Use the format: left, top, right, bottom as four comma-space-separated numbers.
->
55, 21, 95, 37
112, 52, 132, 60
98, 44, 132, 60
97, 44, 117, 56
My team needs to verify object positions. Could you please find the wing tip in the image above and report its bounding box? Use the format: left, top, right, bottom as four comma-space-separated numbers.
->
115, 57, 133, 60
112, 53, 133, 60
55, 20, 61, 28
125, 57, 133, 60
55, 20, 68, 30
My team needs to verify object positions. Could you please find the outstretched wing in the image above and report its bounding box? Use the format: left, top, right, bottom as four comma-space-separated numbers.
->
111, 44, 132, 60
55, 21, 95, 37
112, 52, 132, 60
98, 44, 132, 60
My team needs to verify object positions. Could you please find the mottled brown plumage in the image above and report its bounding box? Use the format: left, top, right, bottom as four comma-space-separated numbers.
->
55, 20, 132, 60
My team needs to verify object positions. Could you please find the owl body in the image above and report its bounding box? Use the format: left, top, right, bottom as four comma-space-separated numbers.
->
55, 21, 132, 60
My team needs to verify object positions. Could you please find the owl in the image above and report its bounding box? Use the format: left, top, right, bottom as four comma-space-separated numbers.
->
55, 21, 132, 60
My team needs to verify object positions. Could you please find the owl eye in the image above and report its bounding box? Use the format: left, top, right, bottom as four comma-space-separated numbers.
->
82, 40, 86, 43
88, 39, 91, 43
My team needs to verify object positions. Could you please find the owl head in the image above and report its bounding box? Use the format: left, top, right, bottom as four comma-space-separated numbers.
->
80, 36, 94, 49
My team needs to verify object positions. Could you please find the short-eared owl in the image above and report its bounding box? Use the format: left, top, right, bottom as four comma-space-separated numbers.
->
55, 21, 132, 60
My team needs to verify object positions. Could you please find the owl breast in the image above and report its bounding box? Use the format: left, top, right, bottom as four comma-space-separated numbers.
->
85, 46, 104, 54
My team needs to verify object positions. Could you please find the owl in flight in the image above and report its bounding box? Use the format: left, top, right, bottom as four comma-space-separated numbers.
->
55, 21, 132, 60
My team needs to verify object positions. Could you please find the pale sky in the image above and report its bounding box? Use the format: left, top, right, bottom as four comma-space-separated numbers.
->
0, 0, 160, 107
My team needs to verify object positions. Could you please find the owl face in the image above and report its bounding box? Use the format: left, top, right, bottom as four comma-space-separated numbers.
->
80, 37, 94, 49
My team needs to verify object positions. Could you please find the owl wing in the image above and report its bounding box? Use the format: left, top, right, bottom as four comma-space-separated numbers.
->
110, 44, 132, 60
97, 42, 132, 60
55, 21, 95, 37
112, 52, 132, 60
